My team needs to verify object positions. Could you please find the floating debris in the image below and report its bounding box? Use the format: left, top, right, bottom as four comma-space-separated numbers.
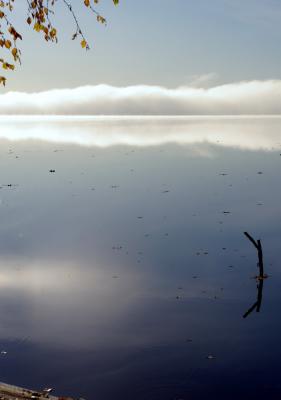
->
2, 184, 18, 188
112, 246, 122, 250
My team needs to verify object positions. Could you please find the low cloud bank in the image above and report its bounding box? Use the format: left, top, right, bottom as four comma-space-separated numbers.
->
1, 80, 281, 115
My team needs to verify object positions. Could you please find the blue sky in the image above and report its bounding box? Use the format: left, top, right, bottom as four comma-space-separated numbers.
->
2, 0, 281, 92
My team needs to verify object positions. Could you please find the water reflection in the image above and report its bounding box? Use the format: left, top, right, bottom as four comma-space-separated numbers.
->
243, 278, 264, 318
0, 117, 280, 399
0, 115, 281, 150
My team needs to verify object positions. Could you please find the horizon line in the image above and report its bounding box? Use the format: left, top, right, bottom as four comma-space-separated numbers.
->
0, 114, 281, 119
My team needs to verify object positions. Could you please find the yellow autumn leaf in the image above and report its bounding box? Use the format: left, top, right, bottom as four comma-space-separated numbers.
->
0, 76, 6, 86
11, 48, 18, 61
4, 40, 12, 49
50, 28, 57, 38
81, 39, 87, 48
33, 22, 41, 32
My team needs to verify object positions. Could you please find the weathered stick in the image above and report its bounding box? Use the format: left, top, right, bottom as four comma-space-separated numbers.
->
244, 232, 259, 250
257, 239, 264, 277
244, 232, 264, 278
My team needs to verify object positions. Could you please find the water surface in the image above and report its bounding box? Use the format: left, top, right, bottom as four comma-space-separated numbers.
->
0, 116, 280, 399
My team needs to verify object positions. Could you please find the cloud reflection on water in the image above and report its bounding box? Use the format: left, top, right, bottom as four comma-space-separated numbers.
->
0, 116, 281, 151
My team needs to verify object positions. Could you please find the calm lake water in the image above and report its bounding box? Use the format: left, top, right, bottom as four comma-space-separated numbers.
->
0, 116, 280, 399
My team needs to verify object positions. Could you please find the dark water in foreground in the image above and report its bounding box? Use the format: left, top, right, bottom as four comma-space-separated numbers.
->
0, 116, 280, 399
